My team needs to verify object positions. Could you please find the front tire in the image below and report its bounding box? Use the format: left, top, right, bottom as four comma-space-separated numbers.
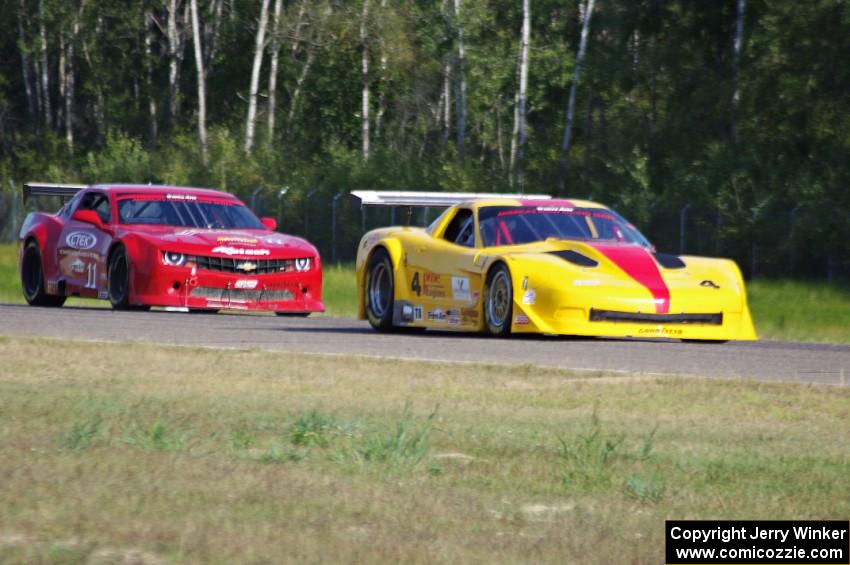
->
365, 248, 394, 331
21, 240, 66, 307
108, 246, 133, 310
484, 263, 513, 337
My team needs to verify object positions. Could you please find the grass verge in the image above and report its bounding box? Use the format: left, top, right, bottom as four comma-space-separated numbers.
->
0, 336, 848, 563
1, 243, 849, 341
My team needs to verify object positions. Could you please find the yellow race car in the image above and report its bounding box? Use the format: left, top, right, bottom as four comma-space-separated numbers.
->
353, 191, 757, 341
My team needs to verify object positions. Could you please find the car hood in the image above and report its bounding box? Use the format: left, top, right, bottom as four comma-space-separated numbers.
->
500, 240, 743, 314
122, 225, 317, 258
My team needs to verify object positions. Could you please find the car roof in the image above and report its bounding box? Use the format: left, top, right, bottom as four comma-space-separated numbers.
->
89, 184, 241, 201
463, 197, 608, 210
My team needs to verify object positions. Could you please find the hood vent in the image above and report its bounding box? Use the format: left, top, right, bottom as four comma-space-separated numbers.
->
549, 250, 599, 267
654, 253, 686, 269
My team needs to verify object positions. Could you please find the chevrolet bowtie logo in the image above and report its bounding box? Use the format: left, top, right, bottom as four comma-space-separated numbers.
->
237, 261, 258, 272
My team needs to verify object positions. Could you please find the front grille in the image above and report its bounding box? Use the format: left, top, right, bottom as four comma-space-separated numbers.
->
191, 286, 295, 302
589, 309, 722, 325
189, 255, 305, 275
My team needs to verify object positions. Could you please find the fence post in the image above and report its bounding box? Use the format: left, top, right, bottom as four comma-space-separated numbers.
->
304, 189, 318, 238
276, 187, 289, 230
789, 205, 801, 277
331, 192, 344, 263
679, 204, 690, 255
250, 186, 263, 212
9, 179, 19, 242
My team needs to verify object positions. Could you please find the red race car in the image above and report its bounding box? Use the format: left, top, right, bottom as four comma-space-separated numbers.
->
19, 183, 324, 315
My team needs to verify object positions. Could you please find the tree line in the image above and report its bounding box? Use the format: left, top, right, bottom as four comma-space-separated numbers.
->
1, 0, 848, 277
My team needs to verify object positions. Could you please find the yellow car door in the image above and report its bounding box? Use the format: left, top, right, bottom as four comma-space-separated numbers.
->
406, 208, 484, 329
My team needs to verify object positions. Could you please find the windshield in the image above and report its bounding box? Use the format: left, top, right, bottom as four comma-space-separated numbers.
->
479, 205, 651, 248
117, 196, 264, 229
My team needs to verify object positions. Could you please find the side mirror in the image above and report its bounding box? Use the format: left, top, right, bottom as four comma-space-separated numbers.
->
261, 217, 278, 231
72, 209, 105, 230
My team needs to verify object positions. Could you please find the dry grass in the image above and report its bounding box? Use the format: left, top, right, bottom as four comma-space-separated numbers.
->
0, 336, 849, 563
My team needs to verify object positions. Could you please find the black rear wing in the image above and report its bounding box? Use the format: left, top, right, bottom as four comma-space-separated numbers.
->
24, 182, 88, 204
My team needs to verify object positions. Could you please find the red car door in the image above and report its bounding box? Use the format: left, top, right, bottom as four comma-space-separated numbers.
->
57, 190, 114, 299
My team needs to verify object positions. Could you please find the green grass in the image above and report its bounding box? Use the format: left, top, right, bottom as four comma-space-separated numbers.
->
748, 279, 850, 342
2, 243, 849, 342
0, 337, 848, 563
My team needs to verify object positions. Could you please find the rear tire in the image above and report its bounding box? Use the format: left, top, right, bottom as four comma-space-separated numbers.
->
365, 248, 394, 331
21, 240, 66, 307
108, 246, 133, 310
484, 263, 513, 337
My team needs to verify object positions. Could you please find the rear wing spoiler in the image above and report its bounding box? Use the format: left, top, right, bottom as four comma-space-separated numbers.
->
24, 182, 88, 204
351, 190, 550, 208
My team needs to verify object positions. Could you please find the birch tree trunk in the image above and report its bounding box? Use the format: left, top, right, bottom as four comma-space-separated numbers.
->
58, 37, 66, 128
515, 0, 530, 192
167, 0, 185, 122
266, 0, 284, 145
559, 0, 595, 189
144, 10, 158, 140
731, 0, 745, 144
203, 0, 224, 69
189, 0, 208, 164
374, 0, 388, 144
17, 0, 37, 125
286, 49, 314, 127
442, 59, 451, 145
244, 0, 271, 154
38, 0, 51, 130
453, 0, 466, 161
360, 0, 371, 160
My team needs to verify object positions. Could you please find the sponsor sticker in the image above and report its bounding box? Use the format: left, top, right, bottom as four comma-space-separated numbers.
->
427, 308, 446, 322
218, 236, 258, 245
451, 277, 471, 301
514, 314, 530, 325
638, 326, 682, 336
70, 259, 86, 273
446, 308, 461, 326
234, 279, 259, 289
573, 279, 600, 286
66, 231, 97, 250
166, 193, 198, 200
461, 307, 479, 324
522, 289, 536, 305
413, 305, 423, 321
423, 272, 446, 298
211, 246, 271, 256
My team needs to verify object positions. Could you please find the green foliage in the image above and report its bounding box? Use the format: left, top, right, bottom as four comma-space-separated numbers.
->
557, 412, 662, 500
1, 0, 849, 274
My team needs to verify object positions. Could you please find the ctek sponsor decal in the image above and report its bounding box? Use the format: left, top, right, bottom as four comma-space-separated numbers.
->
211, 246, 271, 256
66, 231, 97, 250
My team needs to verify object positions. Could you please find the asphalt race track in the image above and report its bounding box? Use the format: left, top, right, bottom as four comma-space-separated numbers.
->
1, 303, 848, 385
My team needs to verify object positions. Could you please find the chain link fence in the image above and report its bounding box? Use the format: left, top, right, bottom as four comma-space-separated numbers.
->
1, 179, 848, 280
